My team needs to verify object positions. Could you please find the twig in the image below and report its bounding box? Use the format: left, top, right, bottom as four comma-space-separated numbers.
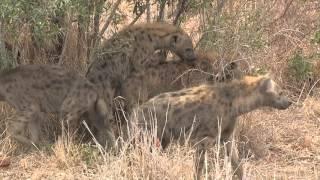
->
146, 0, 151, 22
88, 0, 103, 62
98, 0, 122, 41
0, 22, 6, 57
271, 0, 294, 24
195, 0, 228, 48
157, 0, 167, 22
173, 0, 189, 25
92, 1, 101, 45
58, 14, 71, 66
89, 0, 121, 63
129, 5, 146, 26
307, 78, 320, 97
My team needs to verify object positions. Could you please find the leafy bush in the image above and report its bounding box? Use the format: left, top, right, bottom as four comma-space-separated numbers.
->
0, 49, 15, 72
288, 53, 313, 81
311, 30, 320, 44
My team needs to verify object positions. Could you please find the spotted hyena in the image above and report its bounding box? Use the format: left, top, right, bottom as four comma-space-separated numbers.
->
0, 65, 114, 148
130, 75, 292, 179
86, 22, 196, 134
118, 51, 243, 118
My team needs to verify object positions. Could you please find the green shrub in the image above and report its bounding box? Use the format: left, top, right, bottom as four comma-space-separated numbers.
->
288, 53, 313, 81
0, 51, 15, 72
311, 30, 320, 44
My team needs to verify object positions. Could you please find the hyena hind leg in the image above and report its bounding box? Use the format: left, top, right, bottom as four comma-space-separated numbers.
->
59, 92, 104, 145
59, 105, 84, 141
86, 98, 115, 149
7, 111, 41, 146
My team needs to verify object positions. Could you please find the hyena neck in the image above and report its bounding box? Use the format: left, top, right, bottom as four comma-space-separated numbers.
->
130, 33, 173, 67
231, 92, 264, 117
134, 33, 170, 52
219, 81, 265, 117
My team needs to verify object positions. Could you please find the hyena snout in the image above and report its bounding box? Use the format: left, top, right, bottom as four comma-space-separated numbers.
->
262, 78, 292, 110
183, 48, 196, 61
269, 90, 292, 109
170, 34, 196, 62
273, 96, 292, 110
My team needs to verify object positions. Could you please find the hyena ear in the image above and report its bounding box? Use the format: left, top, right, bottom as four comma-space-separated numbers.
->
260, 78, 275, 93
225, 62, 238, 71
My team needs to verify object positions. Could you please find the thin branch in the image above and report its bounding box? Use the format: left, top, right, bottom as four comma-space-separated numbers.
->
196, 0, 229, 48
212, 0, 228, 25
130, 6, 146, 26
88, 0, 104, 61
92, 2, 101, 43
173, 0, 189, 25
98, 0, 122, 41
88, 0, 121, 63
157, 0, 167, 22
58, 13, 71, 66
271, 0, 294, 24
146, 0, 151, 22
0, 22, 5, 53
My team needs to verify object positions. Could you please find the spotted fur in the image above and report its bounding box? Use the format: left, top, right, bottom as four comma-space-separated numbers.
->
86, 22, 196, 138
0, 65, 114, 148
130, 75, 292, 179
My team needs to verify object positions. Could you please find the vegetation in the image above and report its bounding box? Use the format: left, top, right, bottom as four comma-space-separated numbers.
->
288, 53, 312, 81
0, 0, 320, 179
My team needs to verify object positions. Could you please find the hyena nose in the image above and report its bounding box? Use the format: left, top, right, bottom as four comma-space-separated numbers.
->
282, 99, 293, 109
184, 49, 196, 61
187, 53, 196, 61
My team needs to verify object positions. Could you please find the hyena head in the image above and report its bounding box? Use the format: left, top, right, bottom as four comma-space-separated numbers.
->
167, 32, 196, 62
258, 77, 292, 109
218, 62, 242, 82
207, 61, 243, 82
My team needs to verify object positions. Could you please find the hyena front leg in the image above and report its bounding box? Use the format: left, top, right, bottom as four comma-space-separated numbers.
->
220, 121, 243, 179
222, 134, 243, 179
193, 136, 216, 180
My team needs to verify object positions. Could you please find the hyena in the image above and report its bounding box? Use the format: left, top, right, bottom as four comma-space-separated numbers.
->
0, 65, 114, 148
119, 51, 243, 119
130, 75, 292, 179
86, 22, 196, 136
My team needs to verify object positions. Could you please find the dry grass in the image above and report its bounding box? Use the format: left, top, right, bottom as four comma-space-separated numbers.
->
0, 0, 320, 179
1, 95, 320, 179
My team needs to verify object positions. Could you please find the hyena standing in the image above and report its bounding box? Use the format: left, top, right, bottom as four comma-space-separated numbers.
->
130, 75, 292, 179
119, 51, 243, 119
86, 22, 196, 141
0, 65, 113, 148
